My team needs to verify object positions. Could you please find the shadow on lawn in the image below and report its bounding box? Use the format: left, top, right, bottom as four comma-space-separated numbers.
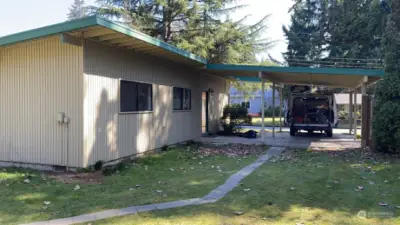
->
129, 149, 400, 225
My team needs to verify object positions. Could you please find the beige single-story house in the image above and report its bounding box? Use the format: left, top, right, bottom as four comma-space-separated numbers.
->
0, 16, 229, 169
0, 16, 385, 169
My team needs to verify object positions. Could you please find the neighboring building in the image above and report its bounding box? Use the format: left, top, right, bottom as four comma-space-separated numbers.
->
229, 87, 281, 114
335, 93, 362, 112
0, 16, 228, 169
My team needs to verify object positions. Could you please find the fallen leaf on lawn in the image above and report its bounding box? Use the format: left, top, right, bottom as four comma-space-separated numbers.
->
199, 162, 202, 165
129, 188, 134, 191
326, 185, 332, 188
155, 190, 163, 193
357, 186, 364, 190
334, 180, 339, 184
42, 206, 48, 209
190, 167, 194, 170
44, 201, 51, 205
23, 179, 31, 184
368, 181, 375, 185
384, 180, 389, 183
379, 202, 388, 207
74, 185, 81, 191
290, 187, 295, 191
243, 188, 251, 192
211, 165, 215, 168
135, 184, 141, 188
234, 211, 244, 215
395, 206, 400, 209
169, 168, 175, 171
144, 165, 148, 171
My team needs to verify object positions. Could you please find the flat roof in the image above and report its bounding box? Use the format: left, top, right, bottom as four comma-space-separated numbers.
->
0, 16, 385, 87
206, 64, 384, 88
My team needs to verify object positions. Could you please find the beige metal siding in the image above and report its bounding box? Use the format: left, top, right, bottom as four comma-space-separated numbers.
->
0, 36, 84, 167
83, 40, 227, 166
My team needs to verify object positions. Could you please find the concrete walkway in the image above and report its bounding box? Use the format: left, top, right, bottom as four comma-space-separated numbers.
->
24, 147, 285, 225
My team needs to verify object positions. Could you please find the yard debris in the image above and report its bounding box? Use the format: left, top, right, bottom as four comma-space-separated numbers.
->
211, 165, 215, 168
199, 162, 202, 165
334, 180, 339, 184
190, 167, 194, 170
357, 186, 364, 191
198, 144, 265, 157
135, 184, 141, 188
234, 211, 244, 215
384, 180, 389, 183
243, 188, 251, 192
169, 168, 175, 171
155, 190, 163, 193
395, 206, 400, 209
290, 187, 296, 191
368, 181, 375, 185
74, 185, 81, 191
43, 201, 51, 205
158, 181, 167, 185
379, 202, 388, 207
129, 188, 134, 191
23, 179, 31, 184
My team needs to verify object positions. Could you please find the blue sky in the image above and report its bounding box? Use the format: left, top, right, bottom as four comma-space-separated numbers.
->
0, 0, 292, 61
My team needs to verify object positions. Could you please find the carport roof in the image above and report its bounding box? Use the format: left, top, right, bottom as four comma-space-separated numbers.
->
206, 64, 385, 88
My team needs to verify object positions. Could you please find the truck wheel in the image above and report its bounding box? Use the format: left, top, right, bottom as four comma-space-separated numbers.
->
290, 127, 296, 136
326, 129, 333, 137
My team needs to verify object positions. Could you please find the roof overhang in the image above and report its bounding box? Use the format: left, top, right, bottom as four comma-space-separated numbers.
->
0, 16, 207, 67
206, 64, 385, 88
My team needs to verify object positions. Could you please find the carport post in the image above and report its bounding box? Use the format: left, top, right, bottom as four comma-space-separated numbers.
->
349, 90, 353, 134
272, 82, 276, 138
361, 77, 368, 149
354, 91, 358, 140
260, 73, 265, 142
279, 85, 283, 132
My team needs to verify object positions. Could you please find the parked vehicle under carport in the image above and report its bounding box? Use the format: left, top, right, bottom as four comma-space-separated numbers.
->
284, 86, 338, 137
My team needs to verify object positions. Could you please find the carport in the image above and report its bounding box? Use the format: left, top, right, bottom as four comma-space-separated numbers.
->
206, 64, 385, 149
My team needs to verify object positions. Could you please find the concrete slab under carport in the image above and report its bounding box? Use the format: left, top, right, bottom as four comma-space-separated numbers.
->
205, 64, 383, 149
199, 129, 360, 150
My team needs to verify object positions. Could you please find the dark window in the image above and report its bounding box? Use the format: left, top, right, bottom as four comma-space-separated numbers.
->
120, 80, 152, 112
173, 87, 191, 110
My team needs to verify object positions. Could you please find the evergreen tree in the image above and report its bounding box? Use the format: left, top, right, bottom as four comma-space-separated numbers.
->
68, 0, 88, 20
373, 0, 400, 153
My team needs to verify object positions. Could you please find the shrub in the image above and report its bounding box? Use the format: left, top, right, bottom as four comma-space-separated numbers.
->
260, 107, 282, 117
220, 104, 251, 135
161, 144, 169, 151
94, 160, 104, 171
373, 6, 400, 153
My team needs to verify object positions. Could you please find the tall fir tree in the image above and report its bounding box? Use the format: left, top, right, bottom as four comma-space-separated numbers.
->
373, 0, 400, 153
68, 0, 88, 20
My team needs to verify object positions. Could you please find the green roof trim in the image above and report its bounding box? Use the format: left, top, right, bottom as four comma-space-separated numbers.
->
207, 64, 385, 77
0, 16, 98, 46
0, 16, 207, 65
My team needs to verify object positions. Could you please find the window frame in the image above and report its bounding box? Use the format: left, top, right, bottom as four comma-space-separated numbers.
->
119, 79, 153, 113
173, 87, 192, 111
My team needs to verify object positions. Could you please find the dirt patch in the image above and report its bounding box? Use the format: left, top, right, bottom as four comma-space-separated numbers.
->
198, 144, 266, 157
47, 171, 104, 184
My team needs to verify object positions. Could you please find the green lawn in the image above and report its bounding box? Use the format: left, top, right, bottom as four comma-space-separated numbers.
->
250, 117, 284, 127
0, 144, 262, 225
87, 149, 400, 225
